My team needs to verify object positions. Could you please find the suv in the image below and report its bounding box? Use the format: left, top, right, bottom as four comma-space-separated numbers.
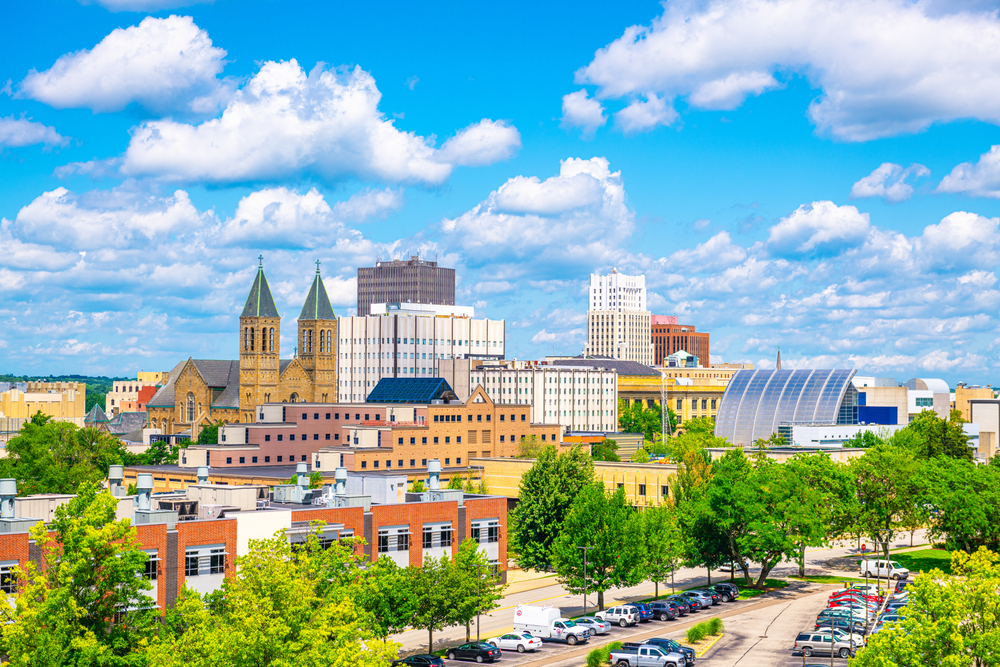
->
645, 638, 696, 664
794, 632, 855, 659
666, 595, 695, 614
712, 583, 739, 602
648, 601, 679, 621
632, 603, 655, 622
680, 591, 713, 608
596, 605, 639, 627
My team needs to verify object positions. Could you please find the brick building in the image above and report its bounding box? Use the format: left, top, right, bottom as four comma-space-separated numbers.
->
357, 255, 455, 317
651, 316, 710, 367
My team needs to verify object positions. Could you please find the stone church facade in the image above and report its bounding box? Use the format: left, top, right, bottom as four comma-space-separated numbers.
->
147, 261, 338, 437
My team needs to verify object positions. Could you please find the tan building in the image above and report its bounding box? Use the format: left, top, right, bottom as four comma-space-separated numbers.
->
854, 385, 908, 425
617, 374, 724, 428
106, 376, 167, 416
147, 261, 339, 438
657, 362, 753, 387
0, 382, 86, 422
956, 385, 994, 422
971, 400, 1000, 460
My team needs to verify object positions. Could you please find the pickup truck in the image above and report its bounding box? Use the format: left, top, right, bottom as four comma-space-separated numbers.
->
609, 643, 686, 667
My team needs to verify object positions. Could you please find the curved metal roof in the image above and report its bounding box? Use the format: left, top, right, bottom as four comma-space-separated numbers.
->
714, 368, 857, 445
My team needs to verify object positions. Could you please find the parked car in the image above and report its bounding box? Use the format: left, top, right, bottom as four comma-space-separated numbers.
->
815, 617, 866, 633
648, 601, 679, 621
573, 617, 611, 635
859, 559, 910, 580
632, 602, 656, 622
794, 631, 855, 659
830, 591, 880, 605
813, 627, 864, 647
818, 607, 873, 623
446, 642, 501, 663
680, 591, 714, 608
644, 638, 697, 664
896, 580, 912, 593
665, 595, 695, 614
719, 561, 748, 573
609, 642, 687, 667
486, 633, 542, 653
712, 583, 740, 602
596, 605, 640, 627
391, 655, 445, 667
513, 605, 590, 644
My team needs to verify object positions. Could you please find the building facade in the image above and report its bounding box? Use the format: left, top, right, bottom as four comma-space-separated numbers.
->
106, 377, 167, 416
651, 317, 710, 367
357, 256, 455, 317
0, 381, 85, 423
438, 359, 618, 432
585, 270, 652, 364
337, 308, 505, 402
146, 261, 339, 436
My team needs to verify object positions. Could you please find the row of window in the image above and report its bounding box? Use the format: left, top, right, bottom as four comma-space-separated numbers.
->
395, 432, 551, 446
675, 398, 718, 410
362, 455, 467, 469
345, 337, 499, 347
226, 453, 309, 464
433, 413, 526, 423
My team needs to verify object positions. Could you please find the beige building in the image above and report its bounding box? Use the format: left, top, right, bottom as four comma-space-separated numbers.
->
586, 310, 652, 364
106, 375, 167, 416
854, 385, 908, 425
956, 385, 995, 422
0, 382, 86, 422
658, 362, 754, 386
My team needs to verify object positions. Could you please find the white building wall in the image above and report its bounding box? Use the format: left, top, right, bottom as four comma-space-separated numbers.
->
337, 314, 505, 402
585, 310, 652, 364
589, 271, 646, 311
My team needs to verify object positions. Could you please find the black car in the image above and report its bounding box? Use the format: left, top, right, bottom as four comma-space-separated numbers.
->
666, 595, 697, 613
391, 656, 445, 667
712, 582, 740, 602
648, 601, 679, 621
447, 642, 501, 663
645, 637, 697, 664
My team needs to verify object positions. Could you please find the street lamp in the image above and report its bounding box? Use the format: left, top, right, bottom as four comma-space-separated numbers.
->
578, 546, 593, 616
475, 562, 489, 641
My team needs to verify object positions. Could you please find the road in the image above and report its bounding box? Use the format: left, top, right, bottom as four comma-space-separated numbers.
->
391, 530, 927, 655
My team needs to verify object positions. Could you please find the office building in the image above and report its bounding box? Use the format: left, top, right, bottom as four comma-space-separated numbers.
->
438, 358, 618, 432
585, 270, 652, 364
106, 374, 167, 416
337, 305, 504, 402
357, 256, 455, 316
0, 381, 86, 424
651, 316, 710, 366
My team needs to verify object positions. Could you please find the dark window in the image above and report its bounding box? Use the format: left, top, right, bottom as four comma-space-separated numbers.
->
326, 413, 331, 419
441, 527, 452, 547
542, 434, 546, 441
290, 434, 295, 441
398, 437, 404, 445
422, 459, 427, 465
314, 413, 319, 420
302, 413, 307, 419
500, 435, 505, 442
335, 413, 340, 419
277, 456, 283, 462
376, 414, 381, 420
456, 436, 461, 443
265, 435, 271, 442
486, 415, 491, 421
378, 533, 389, 553
500, 415, 505, 421
410, 437, 416, 444
521, 414, 526, 421
361, 461, 367, 469
355, 414, 360, 420
410, 459, 415, 467
399, 532, 410, 551
184, 552, 198, 576
209, 549, 225, 574
226, 457, 232, 464
265, 456, 271, 463
142, 558, 157, 581
434, 437, 439, 444
422, 437, 427, 444
617, 483, 624, 489
386, 460, 391, 468
457, 458, 462, 465
445, 458, 450, 465
445, 437, 450, 443
661, 485, 669, 497
365, 414, 369, 420
325, 433, 330, 440
434, 415, 439, 422
239, 457, 245, 464
301, 455, 307, 461
477, 414, 482, 422
423, 528, 433, 549
277, 434, 283, 441
252, 456, 257, 463
398, 459, 403, 467
373, 461, 379, 468
639, 484, 646, 496
314, 433, 319, 441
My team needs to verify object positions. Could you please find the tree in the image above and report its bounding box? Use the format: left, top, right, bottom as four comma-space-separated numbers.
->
752, 432, 786, 449
447, 474, 465, 490
411, 479, 426, 493
921, 456, 1000, 552
852, 548, 1000, 667
591, 438, 620, 462
1, 413, 131, 495
907, 410, 972, 460
195, 421, 222, 445
618, 401, 674, 442
509, 444, 594, 571
550, 484, 641, 610
638, 503, 683, 598
630, 449, 651, 463
1, 483, 157, 666
352, 556, 417, 641
850, 444, 922, 556
411, 554, 454, 653
141, 438, 178, 465
783, 452, 854, 576
148, 527, 395, 667
843, 430, 884, 448
450, 539, 504, 641
517, 435, 545, 458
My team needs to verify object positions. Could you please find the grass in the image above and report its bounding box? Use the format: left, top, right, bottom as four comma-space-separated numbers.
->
789, 575, 866, 584
891, 549, 952, 575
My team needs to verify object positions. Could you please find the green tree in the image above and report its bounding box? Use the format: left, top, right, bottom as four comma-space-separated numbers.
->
411, 479, 426, 493
618, 400, 675, 442
630, 448, 651, 463
353, 556, 417, 641
591, 438, 620, 462
752, 432, 786, 449
1, 483, 157, 666
195, 421, 222, 445
638, 503, 683, 598
517, 435, 545, 458
412, 554, 454, 653
550, 484, 641, 610
850, 444, 922, 557
1, 413, 131, 495
921, 456, 1000, 552
447, 474, 465, 490
852, 548, 1000, 667
509, 444, 594, 571
907, 410, 972, 460
783, 452, 854, 576
140, 439, 177, 465
450, 539, 504, 641
843, 430, 884, 448
148, 527, 395, 667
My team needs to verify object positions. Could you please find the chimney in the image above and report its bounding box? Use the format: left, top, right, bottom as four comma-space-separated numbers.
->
335, 467, 348, 495
296, 462, 309, 488
0, 479, 16, 519
108, 465, 125, 497
428, 459, 441, 491
197, 466, 209, 485
135, 473, 153, 511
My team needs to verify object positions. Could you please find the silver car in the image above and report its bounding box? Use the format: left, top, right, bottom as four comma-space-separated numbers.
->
573, 616, 611, 635
795, 631, 855, 659
680, 591, 714, 609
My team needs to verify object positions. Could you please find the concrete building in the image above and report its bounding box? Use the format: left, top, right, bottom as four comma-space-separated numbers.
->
904, 378, 951, 421
337, 306, 504, 402
106, 376, 167, 416
955, 384, 994, 421
651, 316, 710, 367
585, 270, 652, 364
0, 381, 86, 424
438, 358, 618, 432
357, 256, 455, 317
658, 362, 754, 386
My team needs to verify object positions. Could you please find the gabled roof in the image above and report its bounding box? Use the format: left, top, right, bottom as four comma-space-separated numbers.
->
299, 265, 336, 321
146, 359, 240, 409
84, 404, 108, 423
366, 378, 454, 404
107, 412, 147, 436
241, 262, 280, 319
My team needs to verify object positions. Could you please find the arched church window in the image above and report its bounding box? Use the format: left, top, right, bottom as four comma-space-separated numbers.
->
244, 327, 249, 351
250, 327, 255, 352
186, 393, 195, 422
290, 392, 299, 403
269, 328, 274, 352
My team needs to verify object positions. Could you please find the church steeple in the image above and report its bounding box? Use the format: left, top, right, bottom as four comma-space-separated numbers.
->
299, 260, 336, 321
298, 261, 338, 403
242, 256, 280, 318
239, 256, 280, 422
776, 346, 782, 370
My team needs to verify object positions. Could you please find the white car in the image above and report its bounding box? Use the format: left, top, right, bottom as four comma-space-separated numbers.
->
595, 605, 639, 627
487, 632, 543, 653
573, 616, 611, 635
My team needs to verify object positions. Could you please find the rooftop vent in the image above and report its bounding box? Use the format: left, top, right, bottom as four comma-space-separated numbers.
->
0, 479, 40, 533
197, 466, 209, 485
428, 459, 441, 491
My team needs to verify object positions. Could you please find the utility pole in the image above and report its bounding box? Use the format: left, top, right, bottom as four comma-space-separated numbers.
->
476, 563, 487, 641
578, 546, 593, 616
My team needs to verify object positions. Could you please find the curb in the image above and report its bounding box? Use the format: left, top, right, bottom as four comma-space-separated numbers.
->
690, 632, 724, 657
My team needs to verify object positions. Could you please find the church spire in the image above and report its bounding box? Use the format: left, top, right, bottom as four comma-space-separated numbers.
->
241, 258, 280, 318
299, 261, 336, 321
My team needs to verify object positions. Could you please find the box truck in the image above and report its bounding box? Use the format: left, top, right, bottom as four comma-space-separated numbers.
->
512, 605, 590, 645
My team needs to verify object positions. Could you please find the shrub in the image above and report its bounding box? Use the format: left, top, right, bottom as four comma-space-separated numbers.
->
707, 617, 724, 635
585, 641, 623, 667
686, 623, 707, 644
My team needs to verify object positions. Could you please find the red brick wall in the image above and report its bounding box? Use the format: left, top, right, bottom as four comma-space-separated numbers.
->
135, 524, 169, 613
0, 532, 30, 570
176, 518, 238, 589
289, 506, 366, 555
371, 501, 459, 566
464, 496, 508, 571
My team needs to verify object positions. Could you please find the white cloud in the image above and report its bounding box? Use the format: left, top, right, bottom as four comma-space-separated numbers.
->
219, 187, 335, 249
78, 0, 214, 10
662, 231, 747, 272
613, 94, 677, 134
561, 89, 607, 138
333, 187, 404, 222
19, 16, 229, 115
915, 211, 1000, 272
767, 201, 871, 256
851, 163, 930, 202
937, 145, 1000, 198
577, 0, 1000, 141
494, 172, 604, 215
117, 60, 516, 186
0, 117, 68, 148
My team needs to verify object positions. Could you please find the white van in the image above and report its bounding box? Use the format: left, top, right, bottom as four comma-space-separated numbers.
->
512, 605, 590, 645
859, 559, 910, 580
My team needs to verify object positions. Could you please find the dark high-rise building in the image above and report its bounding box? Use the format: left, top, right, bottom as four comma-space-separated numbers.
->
357, 256, 455, 316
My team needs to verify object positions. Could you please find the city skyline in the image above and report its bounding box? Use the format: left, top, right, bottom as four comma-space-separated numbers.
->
3, 0, 1000, 385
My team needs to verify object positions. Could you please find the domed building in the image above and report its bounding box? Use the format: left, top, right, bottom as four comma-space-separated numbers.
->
146, 260, 338, 437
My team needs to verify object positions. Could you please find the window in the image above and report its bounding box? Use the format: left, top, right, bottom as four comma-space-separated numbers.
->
326, 413, 331, 419
290, 434, 295, 441
676, 399, 683, 410
638, 484, 646, 496
399, 532, 410, 551
521, 414, 526, 421
378, 532, 389, 553
711, 399, 717, 410
265, 456, 270, 463
239, 457, 245, 464
410, 437, 416, 444
422, 437, 427, 444
486, 415, 491, 421
209, 548, 225, 574
477, 414, 482, 422
434, 415, 439, 422
252, 456, 257, 463
410, 459, 415, 467
373, 461, 379, 468
441, 526, 452, 547
265, 435, 271, 442
186, 392, 195, 422
445, 437, 450, 443
434, 437, 439, 444
456, 436, 462, 443
457, 458, 462, 465
445, 458, 450, 465
277, 434, 283, 441
185, 552, 198, 576
661, 485, 669, 497
500, 435, 505, 442
691, 399, 698, 409
500, 414, 505, 421
277, 455, 283, 462
302, 413, 308, 420
423, 527, 433, 549
361, 461, 367, 469
226, 457, 232, 464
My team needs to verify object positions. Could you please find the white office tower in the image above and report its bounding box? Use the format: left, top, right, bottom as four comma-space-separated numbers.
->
585, 270, 652, 364
337, 303, 505, 402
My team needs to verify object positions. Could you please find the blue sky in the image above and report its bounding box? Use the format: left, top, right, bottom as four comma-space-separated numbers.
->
4, 0, 1000, 385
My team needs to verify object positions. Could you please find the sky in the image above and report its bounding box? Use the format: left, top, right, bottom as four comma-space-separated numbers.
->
4, 0, 1000, 385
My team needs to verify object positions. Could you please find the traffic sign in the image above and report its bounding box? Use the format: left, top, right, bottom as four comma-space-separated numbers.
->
861, 543, 867, 551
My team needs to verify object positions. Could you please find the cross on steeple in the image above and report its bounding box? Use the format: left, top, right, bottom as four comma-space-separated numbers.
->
316, 259, 321, 274
258, 255, 264, 268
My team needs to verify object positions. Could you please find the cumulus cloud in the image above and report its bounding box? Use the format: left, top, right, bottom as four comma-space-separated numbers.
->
0, 117, 68, 148
561, 89, 607, 138
19, 16, 229, 115
937, 145, 1000, 198
333, 187, 404, 222
116, 60, 518, 186
613, 94, 677, 134
851, 163, 930, 202
576, 0, 1000, 140
767, 201, 871, 256
915, 211, 1000, 272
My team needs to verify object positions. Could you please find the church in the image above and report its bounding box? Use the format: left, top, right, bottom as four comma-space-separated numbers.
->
146, 260, 338, 437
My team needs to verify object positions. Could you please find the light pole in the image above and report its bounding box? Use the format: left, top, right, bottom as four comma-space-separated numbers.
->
578, 546, 593, 616
669, 542, 676, 594
475, 563, 488, 641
